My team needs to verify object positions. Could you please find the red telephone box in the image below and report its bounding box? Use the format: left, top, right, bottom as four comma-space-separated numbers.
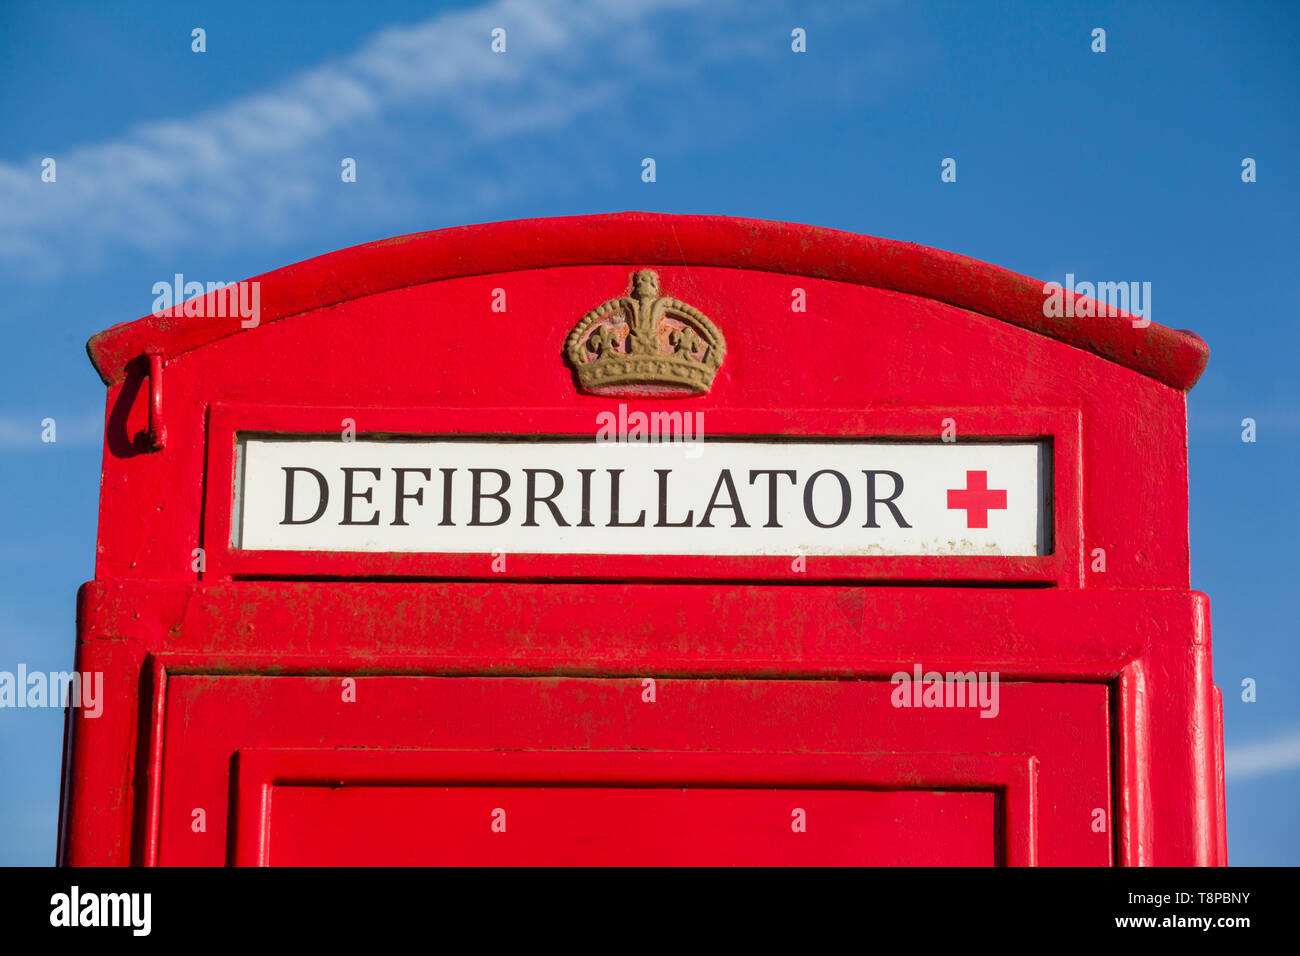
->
58, 213, 1226, 866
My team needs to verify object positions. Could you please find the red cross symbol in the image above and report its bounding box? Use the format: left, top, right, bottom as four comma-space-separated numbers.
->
947, 470, 1007, 529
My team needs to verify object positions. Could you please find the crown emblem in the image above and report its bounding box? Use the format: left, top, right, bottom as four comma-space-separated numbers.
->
565, 270, 725, 397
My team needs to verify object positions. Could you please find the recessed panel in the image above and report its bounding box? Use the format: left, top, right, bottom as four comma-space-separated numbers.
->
157, 675, 1112, 866
267, 786, 998, 866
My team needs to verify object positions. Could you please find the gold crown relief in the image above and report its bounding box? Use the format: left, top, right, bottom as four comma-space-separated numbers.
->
565, 270, 726, 396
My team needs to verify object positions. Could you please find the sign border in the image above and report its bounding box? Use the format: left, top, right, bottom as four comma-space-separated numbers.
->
201, 403, 1083, 585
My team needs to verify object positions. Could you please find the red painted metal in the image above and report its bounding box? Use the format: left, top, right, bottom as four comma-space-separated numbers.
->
227, 749, 1042, 866
200, 403, 1085, 585
61, 213, 1224, 866
85, 212, 1208, 391
144, 350, 166, 451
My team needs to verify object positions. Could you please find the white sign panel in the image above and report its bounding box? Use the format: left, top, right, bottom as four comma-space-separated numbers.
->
235, 437, 1050, 557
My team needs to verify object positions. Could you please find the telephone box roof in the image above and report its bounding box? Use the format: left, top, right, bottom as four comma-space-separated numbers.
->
86, 212, 1209, 390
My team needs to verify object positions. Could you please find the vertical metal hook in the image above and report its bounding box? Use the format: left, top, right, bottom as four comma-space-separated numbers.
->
145, 350, 166, 451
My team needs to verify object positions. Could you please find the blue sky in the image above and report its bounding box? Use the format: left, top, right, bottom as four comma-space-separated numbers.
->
1, 0, 1297, 865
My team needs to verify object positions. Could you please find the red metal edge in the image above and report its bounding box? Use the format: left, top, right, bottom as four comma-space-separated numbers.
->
82, 580, 1175, 676
84, 212, 1210, 391
1213, 683, 1228, 865
60, 599, 148, 866
1117, 659, 1152, 866
137, 656, 168, 867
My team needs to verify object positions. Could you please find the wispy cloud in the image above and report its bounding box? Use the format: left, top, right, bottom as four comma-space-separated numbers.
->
1226, 728, 1300, 781
0, 0, 751, 279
